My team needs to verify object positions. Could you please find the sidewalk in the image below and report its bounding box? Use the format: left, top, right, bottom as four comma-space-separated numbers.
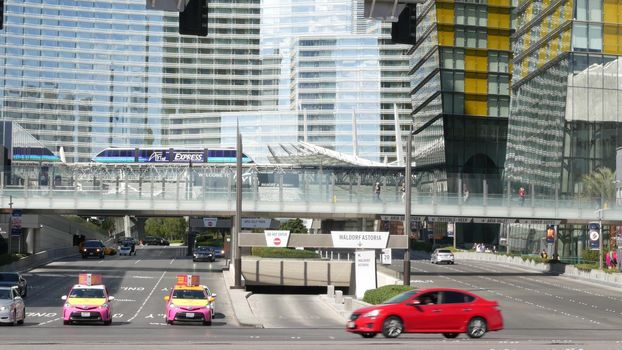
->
221, 268, 263, 328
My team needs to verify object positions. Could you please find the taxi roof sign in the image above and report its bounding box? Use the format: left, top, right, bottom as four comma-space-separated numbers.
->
79, 273, 103, 286
176, 274, 200, 286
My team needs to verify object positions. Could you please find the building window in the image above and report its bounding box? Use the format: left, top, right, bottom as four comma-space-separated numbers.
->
573, 23, 602, 52
488, 51, 510, 73
488, 96, 509, 116
441, 48, 465, 70
488, 74, 510, 95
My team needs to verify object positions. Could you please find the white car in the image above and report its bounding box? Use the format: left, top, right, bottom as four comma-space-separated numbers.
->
0, 286, 26, 325
431, 249, 455, 264
201, 285, 217, 318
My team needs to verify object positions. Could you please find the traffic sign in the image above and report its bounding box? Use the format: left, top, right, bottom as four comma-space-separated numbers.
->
273, 237, 281, 246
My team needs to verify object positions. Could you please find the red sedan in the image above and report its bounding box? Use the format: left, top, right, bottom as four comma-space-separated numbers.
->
346, 288, 503, 339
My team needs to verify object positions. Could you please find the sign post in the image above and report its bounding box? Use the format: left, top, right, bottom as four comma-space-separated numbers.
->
381, 248, 392, 265
355, 250, 377, 299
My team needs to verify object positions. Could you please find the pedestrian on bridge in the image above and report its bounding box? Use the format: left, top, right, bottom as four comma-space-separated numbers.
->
518, 186, 526, 206
374, 182, 381, 201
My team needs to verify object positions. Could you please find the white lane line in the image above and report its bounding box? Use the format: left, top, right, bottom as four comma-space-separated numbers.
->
38, 317, 61, 326
170, 258, 175, 265
134, 259, 142, 265
98, 260, 104, 264
127, 271, 166, 322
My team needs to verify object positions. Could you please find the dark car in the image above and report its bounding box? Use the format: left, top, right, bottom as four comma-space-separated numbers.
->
0, 272, 28, 298
81, 240, 105, 259
142, 236, 170, 246
193, 246, 215, 262
346, 288, 503, 339
204, 246, 225, 259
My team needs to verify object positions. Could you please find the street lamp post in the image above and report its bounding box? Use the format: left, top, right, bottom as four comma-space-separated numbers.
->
595, 208, 605, 270
403, 125, 412, 286
592, 208, 609, 270
233, 122, 243, 288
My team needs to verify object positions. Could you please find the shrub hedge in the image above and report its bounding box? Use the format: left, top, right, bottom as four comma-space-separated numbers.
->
363, 285, 415, 305
251, 247, 319, 259
0, 253, 21, 266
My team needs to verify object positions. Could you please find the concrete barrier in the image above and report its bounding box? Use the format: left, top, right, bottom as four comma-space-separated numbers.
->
1, 247, 78, 273
455, 251, 622, 286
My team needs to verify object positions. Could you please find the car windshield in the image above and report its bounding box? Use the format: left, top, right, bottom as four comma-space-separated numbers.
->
172, 289, 206, 300
0, 289, 11, 299
69, 288, 105, 298
382, 290, 418, 304
438, 250, 451, 253
84, 241, 103, 248
196, 247, 211, 252
0, 273, 19, 282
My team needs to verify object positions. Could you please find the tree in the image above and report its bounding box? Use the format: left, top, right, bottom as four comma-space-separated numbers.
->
581, 167, 616, 207
279, 218, 308, 233
145, 217, 187, 241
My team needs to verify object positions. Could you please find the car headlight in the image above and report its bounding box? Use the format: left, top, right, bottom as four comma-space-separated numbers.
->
101, 303, 109, 309
220, 250, 225, 255
169, 303, 176, 308
363, 309, 380, 317
64, 302, 72, 307
0, 306, 7, 311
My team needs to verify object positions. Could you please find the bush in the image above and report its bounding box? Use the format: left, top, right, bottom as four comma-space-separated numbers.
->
575, 263, 599, 271
411, 240, 433, 252
251, 247, 319, 259
581, 250, 599, 264
0, 253, 21, 266
363, 285, 415, 305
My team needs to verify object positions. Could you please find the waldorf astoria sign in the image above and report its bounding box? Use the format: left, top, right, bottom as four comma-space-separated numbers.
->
331, 231, 390, 249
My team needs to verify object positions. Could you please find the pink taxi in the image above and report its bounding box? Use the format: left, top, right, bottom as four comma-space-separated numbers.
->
61, 274, 114, 325
164, 275, 215, 326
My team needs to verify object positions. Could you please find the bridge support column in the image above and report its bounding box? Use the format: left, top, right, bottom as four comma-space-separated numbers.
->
124, 215, 132, 238
134, 217, 146, 240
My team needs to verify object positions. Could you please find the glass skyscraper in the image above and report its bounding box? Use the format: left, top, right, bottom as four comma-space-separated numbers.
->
0, 0, 412, 164
504, 0, 622, 196
409, 0, 513, 194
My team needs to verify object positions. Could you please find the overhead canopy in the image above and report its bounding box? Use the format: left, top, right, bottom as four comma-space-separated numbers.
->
267, 142, 393, 167
146, 0, 189, 12
363, 0, 425, 21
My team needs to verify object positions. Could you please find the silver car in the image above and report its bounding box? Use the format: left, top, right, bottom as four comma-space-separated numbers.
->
431, 248, 455, 264
0, 286, 26, 325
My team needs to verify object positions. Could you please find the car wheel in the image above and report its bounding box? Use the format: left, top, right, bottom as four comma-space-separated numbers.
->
467, 317, 488, 339
82, 255, 87, 259
443, 332, 459, 338
360, 332, 377, 338
451, 261, 455, 264
63, 320, 71, 325
381, 316, 403, 338
104, 320, 112, 326
166, 319, 173, 325
17, 307, 25, 325
203, 320, 212, 326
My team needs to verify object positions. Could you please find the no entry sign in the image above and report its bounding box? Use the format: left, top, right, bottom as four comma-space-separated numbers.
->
265, 230, 290, 247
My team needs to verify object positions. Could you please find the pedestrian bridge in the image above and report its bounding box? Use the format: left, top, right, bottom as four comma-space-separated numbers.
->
0, 164, 619, 223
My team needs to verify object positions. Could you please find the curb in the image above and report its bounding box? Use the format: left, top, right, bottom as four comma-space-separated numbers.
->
221, 268, 263, 328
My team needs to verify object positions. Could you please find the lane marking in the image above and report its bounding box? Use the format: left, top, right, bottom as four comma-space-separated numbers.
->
170, 258, 175, 265
132, 276, 154, 279
127, 271, 166, 322
134, 259, 142, 265
98, 260, 104, 264
38, 317, 60, 326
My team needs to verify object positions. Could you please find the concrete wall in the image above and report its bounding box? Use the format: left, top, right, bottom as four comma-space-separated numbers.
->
242, 257, 353, 287
241, 257, 402, 289
11, 215, 107, 254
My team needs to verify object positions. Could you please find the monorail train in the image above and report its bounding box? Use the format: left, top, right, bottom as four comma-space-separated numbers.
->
92, 147, 253, 164
12, 146, 61, 162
